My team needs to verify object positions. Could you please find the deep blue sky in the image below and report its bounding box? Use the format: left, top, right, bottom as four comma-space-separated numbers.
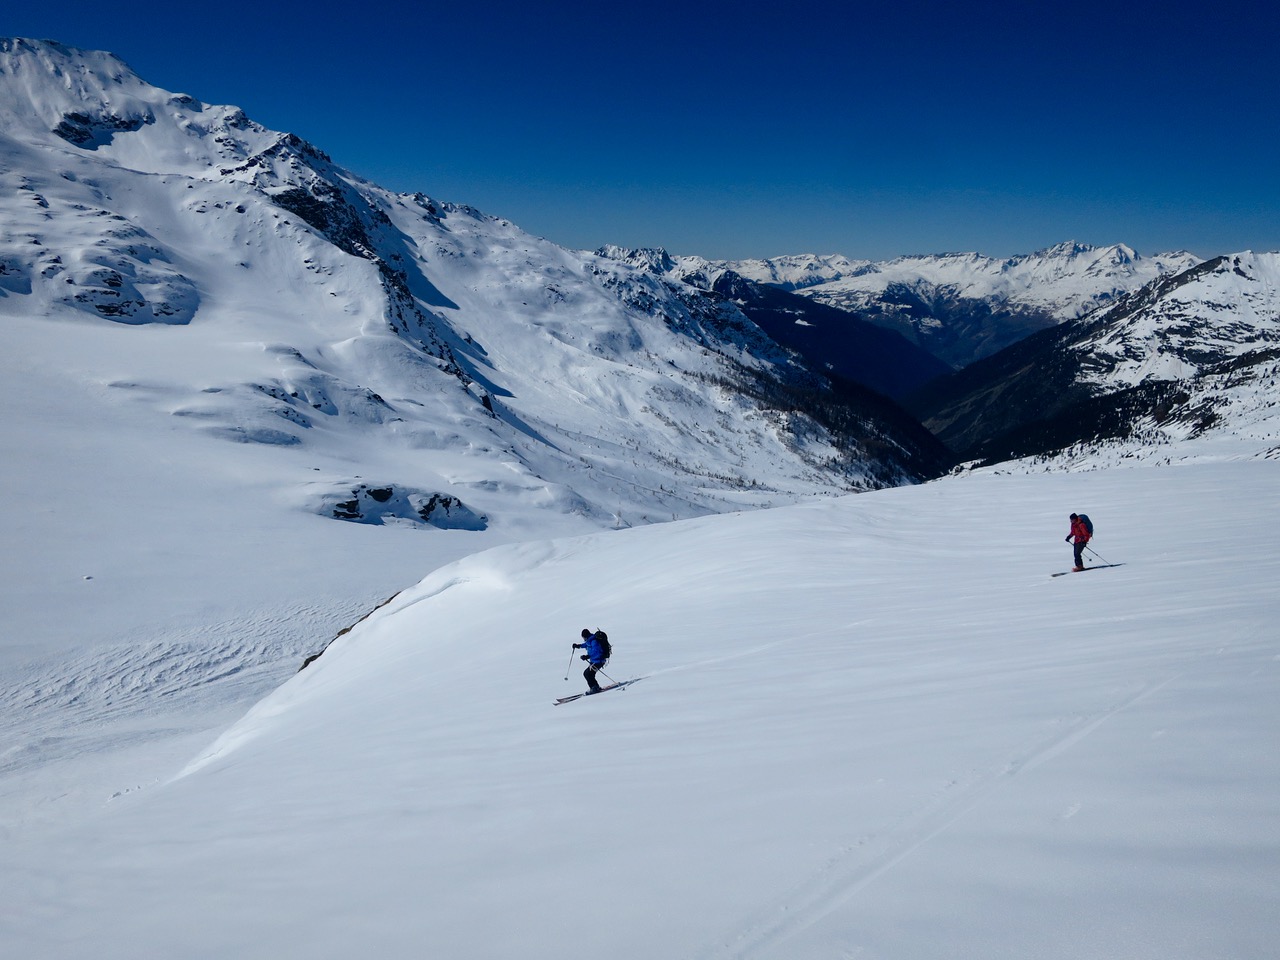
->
7, 0, 1278, 259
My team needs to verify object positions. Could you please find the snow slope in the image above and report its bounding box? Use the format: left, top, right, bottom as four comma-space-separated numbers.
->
0, 35, 857, 846
0, 34, 934, 787
3, 460, 1277, 960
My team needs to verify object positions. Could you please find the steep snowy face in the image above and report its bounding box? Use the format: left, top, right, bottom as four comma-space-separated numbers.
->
1, 38, 941, 538
1077, 252, 1280, 389
1057, 252, 1280, 461
0, 38, 278, 175
909, 253, 1280, 466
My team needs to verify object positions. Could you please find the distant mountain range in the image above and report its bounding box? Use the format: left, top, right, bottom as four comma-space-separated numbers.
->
703, 244, 1203, 368
904, 252, 1280, 464
662, 241, 1279, 469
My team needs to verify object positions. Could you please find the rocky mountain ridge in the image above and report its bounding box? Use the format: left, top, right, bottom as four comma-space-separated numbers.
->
905, 252, 1280, 465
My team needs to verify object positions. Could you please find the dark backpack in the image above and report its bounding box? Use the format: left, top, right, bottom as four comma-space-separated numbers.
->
594, 630, 611, 662
1077, 514, 1094, 536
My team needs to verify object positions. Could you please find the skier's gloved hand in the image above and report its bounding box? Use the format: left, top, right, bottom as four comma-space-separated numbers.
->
572, 643, 582, 649
1065, 536, 1071, 542
580, 655, 589, 661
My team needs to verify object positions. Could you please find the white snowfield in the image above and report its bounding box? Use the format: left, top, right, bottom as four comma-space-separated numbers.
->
3, 459, 1278, 960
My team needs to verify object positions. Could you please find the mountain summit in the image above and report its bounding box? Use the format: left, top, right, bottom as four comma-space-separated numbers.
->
0, 37, 948, 541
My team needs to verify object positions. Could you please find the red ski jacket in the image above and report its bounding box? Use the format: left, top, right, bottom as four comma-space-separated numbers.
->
1070, 517, 1092, 543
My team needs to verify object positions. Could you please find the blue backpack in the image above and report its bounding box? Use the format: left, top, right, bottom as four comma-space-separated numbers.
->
1077, 514, 1094, 536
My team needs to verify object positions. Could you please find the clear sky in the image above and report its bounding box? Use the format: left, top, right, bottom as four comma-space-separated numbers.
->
6, 0, 1278, 260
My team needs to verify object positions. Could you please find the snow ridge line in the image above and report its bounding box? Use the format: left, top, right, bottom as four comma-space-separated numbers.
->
697, 675, 1179, 959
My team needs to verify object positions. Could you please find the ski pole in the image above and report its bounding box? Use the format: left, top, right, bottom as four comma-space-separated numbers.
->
1085, 544, 1114, 566
563, 646, 576, 681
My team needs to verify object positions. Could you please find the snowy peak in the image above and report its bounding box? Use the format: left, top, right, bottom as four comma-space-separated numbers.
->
993, 242, 1202, 304
0, 37, 314, 182
1024, 239, 1135, 267
907, 251, 1280, 465
0, 37, 161, 132
1076, 251, 1280, 388
1, 37, 953, 546
595, 244, 677, 276
703, 252, 877, 291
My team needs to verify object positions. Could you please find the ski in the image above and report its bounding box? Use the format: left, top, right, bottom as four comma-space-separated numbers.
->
554, 678, 642, 705
1051, 563, 1124, 577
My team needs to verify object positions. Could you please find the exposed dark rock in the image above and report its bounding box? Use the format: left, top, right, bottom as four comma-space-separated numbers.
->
321, 483, 487, 529
53, 111, 152, 148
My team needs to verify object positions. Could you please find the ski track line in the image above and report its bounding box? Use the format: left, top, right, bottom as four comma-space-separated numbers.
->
646, 624, 872, 682
694, 674, 1180, 960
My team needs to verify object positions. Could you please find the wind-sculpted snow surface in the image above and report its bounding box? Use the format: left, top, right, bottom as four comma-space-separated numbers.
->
4, 462, 1278, 960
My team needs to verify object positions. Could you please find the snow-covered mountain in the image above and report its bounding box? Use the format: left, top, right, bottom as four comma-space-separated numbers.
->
907, 252, 1280, 464
597, 245, 952, 401
0, 37, 945, 548
700, 244, 1203, 368
4, 38, 1280, 960
1074, 252, 1280, 388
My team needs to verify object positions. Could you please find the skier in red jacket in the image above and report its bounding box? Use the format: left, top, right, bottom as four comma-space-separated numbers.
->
1066, 513, 1091, 571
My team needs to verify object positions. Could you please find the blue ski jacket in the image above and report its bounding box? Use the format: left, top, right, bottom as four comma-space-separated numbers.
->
580, 633, 608, 665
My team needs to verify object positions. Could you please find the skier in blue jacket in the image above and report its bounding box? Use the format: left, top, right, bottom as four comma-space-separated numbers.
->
573, 628, 608, 693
